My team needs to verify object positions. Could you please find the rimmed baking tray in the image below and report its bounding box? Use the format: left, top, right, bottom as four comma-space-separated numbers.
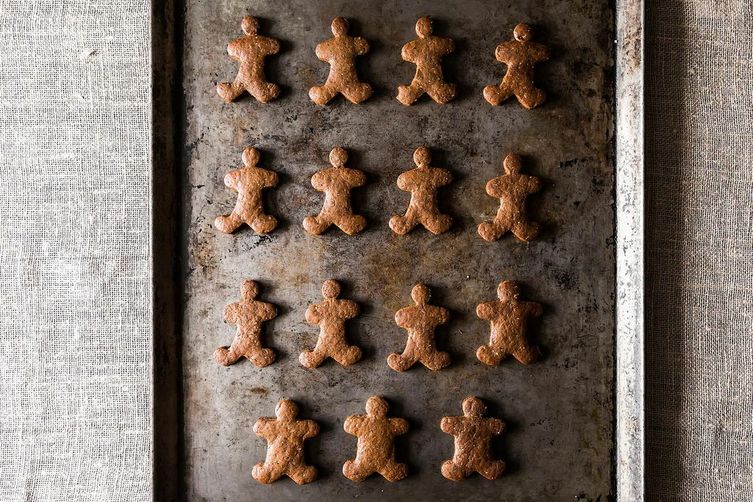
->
152, 0, 644, 500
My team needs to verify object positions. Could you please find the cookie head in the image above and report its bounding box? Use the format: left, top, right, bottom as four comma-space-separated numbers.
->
275, 399, 299, 421
242, 147, 261, 167
462, 396, 486, 417
497, 280, 521, 301
329, 147, 348, 167
503, 153, 523, 174
411, 284, 431, 305
242, 280, 260, 300
415, 17, 432, 38
365, 396, 389, 417
331, 17, 349, 37
241, 16, 259, 36
413, 146, 431, 168
513, 23, 533, 42
322, 279, 341, 299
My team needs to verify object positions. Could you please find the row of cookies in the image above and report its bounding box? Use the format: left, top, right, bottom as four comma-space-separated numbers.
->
218, 16, 549, 109
215, 146, 542, 240
216, 279, 542, 370
252, 396, 506, 484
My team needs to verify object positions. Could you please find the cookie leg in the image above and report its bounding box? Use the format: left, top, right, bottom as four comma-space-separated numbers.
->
334, 345, 362, 366
337, 214, 367, 236
511, 220, 540, 242
252, 462, 280, 484
512, 345, 541, 365
476, 344, 505, 366
421, 351, 451, 371
478, 459, 506, 480
251, 214, 278, 235
441, 460, 466, 481
299, 348, 327, 369
303, 214, 330, 235
427, 82, 457, 104
217, 80, 245, 103
515, 84, 547, 110
389, 213, 416, 235
309, 84, 338, 106
248, 80, 281, 103
380, 460, 408, 482
342, 82, 373, 104
396, 83, 423, 106
214, 212, 244, 234
477, 221, 506, 241
343, 459, 368, 482
214, 345, 241, 366
387, 342, 417, 372
248, 347, 276, 368
288, 465, 317, 485
482, 82, 513, 106
423, 213, 453, 235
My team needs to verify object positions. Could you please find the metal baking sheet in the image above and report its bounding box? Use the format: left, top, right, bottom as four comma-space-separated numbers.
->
173, 0, 619, 499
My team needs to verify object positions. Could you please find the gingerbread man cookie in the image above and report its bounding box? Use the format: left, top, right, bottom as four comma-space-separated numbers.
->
252, 399, 319, 485
343, 396, 409, 482
440, 396, 506, 481
309, 17, 373, 105
483, 23, 550, 109
214, 147, 279, 235
299, 279, 362, 368
478, 153, 541, 242
303, 147, 367, 236
397, 17, 456, 105
388, 284, 451, 372
476, 280, 543, 366
390, 147, 453, 235
214, 280, 277, 367
217, 16, 281, 103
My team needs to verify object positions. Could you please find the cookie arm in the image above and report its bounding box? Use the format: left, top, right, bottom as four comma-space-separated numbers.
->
485, 178, 503, 198
305, 304, 321, 325
476, 302, 493, 321
355, 37, 370, 55
527, 175, 542, 194
227, 39, 243, 59
390, 417, 409, 436
401, 41, 416, 63
343, 415, 363, 436
487, 418, 505, 435
440, 416, 460, 434
442, 36, 456, 55
526, 301, 544, 318
343, 300, 360, 320
495, 42, 512, 64
266, 36, 281, 55
263, 168, 279, 188
223, 303, 240, 323
352, 169, 367, 188
533, 42, 551, 62
253, 418, 274, 439
304, 420, 320, 439
224, 169, 241, 190
261, 302, 278, 321
437, 306, 451, 325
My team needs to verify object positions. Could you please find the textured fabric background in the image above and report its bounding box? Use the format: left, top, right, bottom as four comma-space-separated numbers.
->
645, 1, 753, 500
0, 1, 152, 501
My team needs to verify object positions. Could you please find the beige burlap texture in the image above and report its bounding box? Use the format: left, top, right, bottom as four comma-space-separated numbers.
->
646, 1, 753, 500
0, 1, 152, 501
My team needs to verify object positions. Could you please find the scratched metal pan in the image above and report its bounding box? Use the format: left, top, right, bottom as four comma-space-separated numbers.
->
151, 0, 645, 499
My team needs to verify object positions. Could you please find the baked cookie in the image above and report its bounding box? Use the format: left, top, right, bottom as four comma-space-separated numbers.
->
397, 17, 456, 105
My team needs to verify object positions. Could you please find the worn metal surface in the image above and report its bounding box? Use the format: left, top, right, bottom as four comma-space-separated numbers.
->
182, 0, 615, 500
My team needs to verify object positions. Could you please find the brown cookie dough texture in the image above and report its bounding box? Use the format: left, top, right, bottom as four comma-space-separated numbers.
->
300, 279, 362, 368
388, 284, 451, 372
217, 16, 281, 103
343, 396, 410, 482
215, 280, 277, 367
252, 399, 319, 485
483, 23, 550, 109
440, 396, 506, 481
309, 17, 373, 105
397, 17, 457, 105
476, 280, 543, 366
304, 147, 367, 236
390, 147, 453, 235
478, 153, 541, 242
214, 147, 279, 235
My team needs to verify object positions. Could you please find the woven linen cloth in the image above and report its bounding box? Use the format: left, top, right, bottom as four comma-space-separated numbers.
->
0, 1, 152, 501
645, 1, 753, 500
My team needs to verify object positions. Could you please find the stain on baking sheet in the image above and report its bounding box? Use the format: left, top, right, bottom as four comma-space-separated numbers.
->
182, 0, 615, 499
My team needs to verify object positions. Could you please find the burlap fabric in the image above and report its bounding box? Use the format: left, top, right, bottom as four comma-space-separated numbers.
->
645, 1, 753, 500
0, 1, 152, 501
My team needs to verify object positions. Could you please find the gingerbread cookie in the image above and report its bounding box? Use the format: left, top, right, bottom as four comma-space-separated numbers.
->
478, 153, 541, 242
397, 17, 456, 105
440, 396, 506, 481
483, 23, 550, 109
388, 284, 451, 372
303, 147, 367, 236
309, 17, 372, 105
476, 280, 543, 365
215, 280, 277, 367
217, 16, 281, 103
343, 396, 409, 482
389, 147, 453, 235
252, 399, 319, 485
214, 147, 279, 235
299, 279, 362, 368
